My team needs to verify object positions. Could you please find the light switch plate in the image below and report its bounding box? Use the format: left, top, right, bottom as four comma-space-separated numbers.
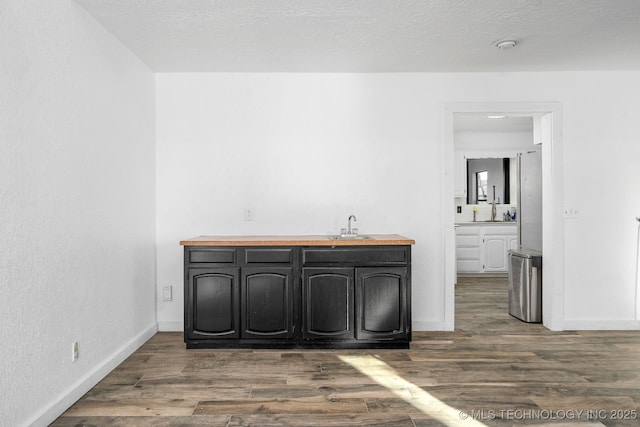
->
72, 342, 79, 362
163, 286, 173, 301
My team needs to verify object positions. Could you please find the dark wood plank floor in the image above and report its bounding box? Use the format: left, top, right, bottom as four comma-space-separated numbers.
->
52, 277, 640, 426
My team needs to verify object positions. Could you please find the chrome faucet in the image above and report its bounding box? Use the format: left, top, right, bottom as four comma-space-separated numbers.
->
491, 199, 497, 222
491, 186, 497, 222
347, 214, 357, 235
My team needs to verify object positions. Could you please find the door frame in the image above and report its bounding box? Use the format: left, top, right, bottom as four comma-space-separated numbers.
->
442, 102, 564, 331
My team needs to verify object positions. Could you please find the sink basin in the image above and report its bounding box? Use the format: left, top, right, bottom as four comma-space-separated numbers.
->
328, 234, 373, 240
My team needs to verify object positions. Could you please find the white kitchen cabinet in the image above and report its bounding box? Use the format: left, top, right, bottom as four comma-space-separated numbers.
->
453, 151, 467, 198
508, 235, 519, 251
455, 226, 481, 273
484, 235, 509, 272
456, 224, 517, 274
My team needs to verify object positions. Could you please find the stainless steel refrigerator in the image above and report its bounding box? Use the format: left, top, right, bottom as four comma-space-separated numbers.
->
518, 151, 543, 253
508, 151, 543, 322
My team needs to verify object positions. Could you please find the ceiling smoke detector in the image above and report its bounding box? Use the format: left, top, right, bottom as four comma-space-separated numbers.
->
494, 39, 518, 50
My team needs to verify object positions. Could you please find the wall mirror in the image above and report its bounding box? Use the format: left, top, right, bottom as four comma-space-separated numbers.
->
467, 158, 512, 205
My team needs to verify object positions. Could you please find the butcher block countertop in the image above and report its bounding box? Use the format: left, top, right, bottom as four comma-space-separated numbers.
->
180, 234, 415, 247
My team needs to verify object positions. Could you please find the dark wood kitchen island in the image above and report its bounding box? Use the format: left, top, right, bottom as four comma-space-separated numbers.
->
180, 235, 415, 349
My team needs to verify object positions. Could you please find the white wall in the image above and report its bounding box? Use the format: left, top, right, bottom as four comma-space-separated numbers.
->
454, 129, 533, 151
0, 2, 156, 426
156, 71, 640, 332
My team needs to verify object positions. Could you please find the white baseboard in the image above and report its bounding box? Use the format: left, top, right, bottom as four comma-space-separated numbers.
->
561, 319, 640, 330
415, 318, 640, 332
412, 320, 453, 331
30, 322, 158, 427
158, 320, 183, 332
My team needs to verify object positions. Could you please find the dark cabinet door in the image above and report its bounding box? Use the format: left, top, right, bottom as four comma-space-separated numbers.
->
187, 268, 240, 340
302, 268, 354, 339
241, 267, 294, 339
355, 267, 408, 340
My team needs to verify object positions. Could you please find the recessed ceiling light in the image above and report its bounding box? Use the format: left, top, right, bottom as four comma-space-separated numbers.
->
494, 39, 517, 50
487, 115, 507, 119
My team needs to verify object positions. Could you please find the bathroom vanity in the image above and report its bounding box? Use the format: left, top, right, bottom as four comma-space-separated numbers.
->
180, 235, 414, 349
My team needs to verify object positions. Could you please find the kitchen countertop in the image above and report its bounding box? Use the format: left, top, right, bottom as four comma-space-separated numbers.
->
456, 221, 518, 226
180, 234, 415, 247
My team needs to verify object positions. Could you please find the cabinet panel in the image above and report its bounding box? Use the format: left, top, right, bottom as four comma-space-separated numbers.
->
456, 235, 480, 247
484, 235, 508, 271
457, 259, 481, 273
508, 236, 519, 251
455, 226, 482, 273
456, 226, 481, 235
245, 248, 293, 264
457, 247, 480, 259
241, 267, 294, 339
303, 247, 407, 265
482, 226, 518, 236
302, 268, 354, 339
356, 267, 408, 340
189, 249, 236, 264
188, 268, 240, 339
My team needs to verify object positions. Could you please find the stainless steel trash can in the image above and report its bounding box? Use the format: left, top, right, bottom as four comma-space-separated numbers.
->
508, 247, 542, 323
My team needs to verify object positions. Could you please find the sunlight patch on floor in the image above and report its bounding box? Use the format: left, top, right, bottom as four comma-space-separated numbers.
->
339, 354, 486, 426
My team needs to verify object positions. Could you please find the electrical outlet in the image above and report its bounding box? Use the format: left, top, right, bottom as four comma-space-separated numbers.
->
72, 342, 79, 362
163, 286, 173, 301
244, 208, 255, 221
563, 207, 580, 219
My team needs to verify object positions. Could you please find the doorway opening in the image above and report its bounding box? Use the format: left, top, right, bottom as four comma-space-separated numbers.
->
442, 102, 564, 331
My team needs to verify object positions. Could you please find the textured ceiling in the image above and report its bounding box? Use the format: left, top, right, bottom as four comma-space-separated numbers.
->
76, 0, 640, 72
